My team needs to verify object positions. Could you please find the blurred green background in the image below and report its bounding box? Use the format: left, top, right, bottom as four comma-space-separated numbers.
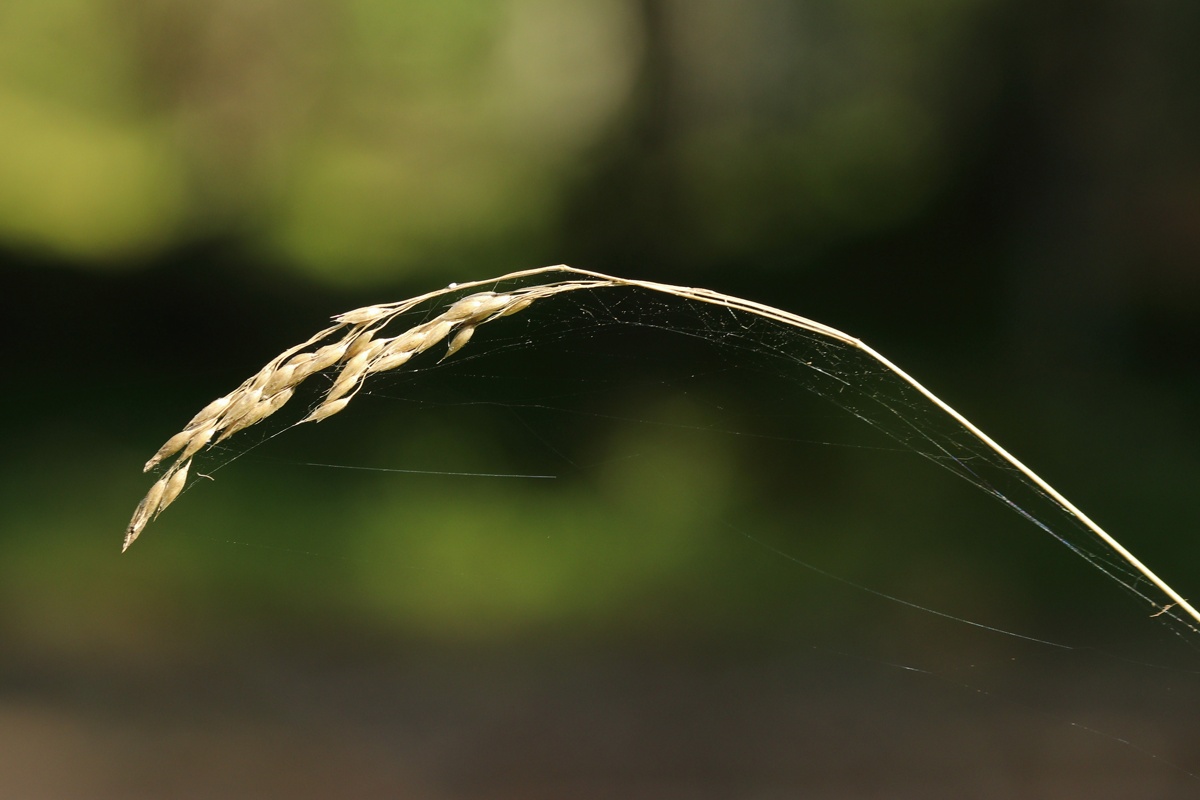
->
3, 0, 1200, 796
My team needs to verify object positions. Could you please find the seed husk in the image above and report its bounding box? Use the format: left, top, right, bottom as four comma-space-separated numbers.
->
217, 387, 295, 441
264, 363, 297, 395
220, 388, 262, 428
182, 394, 232, 432
335, 305, 388, 325
291, 341, 350, 381
303, 397, 350, 423
444, 292, 510, 322
157, 460, 190, 515
144, 428, 196, 473
125, 475, 168, 550
497, 295, 534, 318
177, 425, 216, 462
367, 348, 413, 374
443, 325, 475, 359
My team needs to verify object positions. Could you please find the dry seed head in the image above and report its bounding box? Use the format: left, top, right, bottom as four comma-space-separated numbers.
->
303, 397, 350, 423
128, 268, 582, 549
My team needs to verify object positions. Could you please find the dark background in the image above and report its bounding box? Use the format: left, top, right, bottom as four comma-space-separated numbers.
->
2, 1, 1199, 796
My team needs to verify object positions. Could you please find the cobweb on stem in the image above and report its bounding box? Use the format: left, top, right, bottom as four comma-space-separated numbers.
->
126, 264, 1200, 643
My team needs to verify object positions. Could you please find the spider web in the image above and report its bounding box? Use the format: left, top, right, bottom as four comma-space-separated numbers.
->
153, 271, 1200, 787
172, 271, 1200, 641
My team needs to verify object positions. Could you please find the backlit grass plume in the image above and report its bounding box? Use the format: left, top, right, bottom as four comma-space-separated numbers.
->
126, 265, 1200, 632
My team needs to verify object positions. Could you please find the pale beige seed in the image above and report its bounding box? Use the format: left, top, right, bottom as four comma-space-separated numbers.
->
411, 320, 454, 354
216, 387, 295, 441
266, 386, 295, 413
303, 397, 350, 423
124, 504, 150, 551
343, 338, 387, 376
285, 351, 315, 371
263, 363, 297, 395
144, 428, 196, 473
182, 394, 232, 432
497, 295, 534, 318
443, 325, 475, 359
248, 365, 274, 392
389, 328, 428, 353
444, 292, 511, 322
218, 388, 263, 431
290, 341, 349, 381
441, 294, 488, 321
324, 370, 364, 403
367, 348, 412, 374
345, 332, 380, 359
335, 305, 389, 325
125, 475, 168, 550
157, 460, 191, 516
177, 425, 216, 462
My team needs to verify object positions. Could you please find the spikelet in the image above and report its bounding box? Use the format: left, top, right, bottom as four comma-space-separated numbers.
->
157, 460, 191, 515
303, 397, 350, 423
444, 292, 511, 322
216, 387, 295, 442
285, 351, 315, 373
219, 388, 263, 428
144, 428, 196, 473
247, 365, 274, 392
367, 347, 413, 374
290, 341, 350, 381
497, 295, 535, 318
182, 394, 232, 432
421, 320, 455, 351
125, 474, 168, 550
265, 386, 296, 415
324, 370, 364, 404
176, 425, 216, 462
393, 319, 454, 357
443, 325, 475, 360
264, 363, 297, 395
345, 332, 381, 359
342, 338, 387, 377
335, 305, 389, 325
